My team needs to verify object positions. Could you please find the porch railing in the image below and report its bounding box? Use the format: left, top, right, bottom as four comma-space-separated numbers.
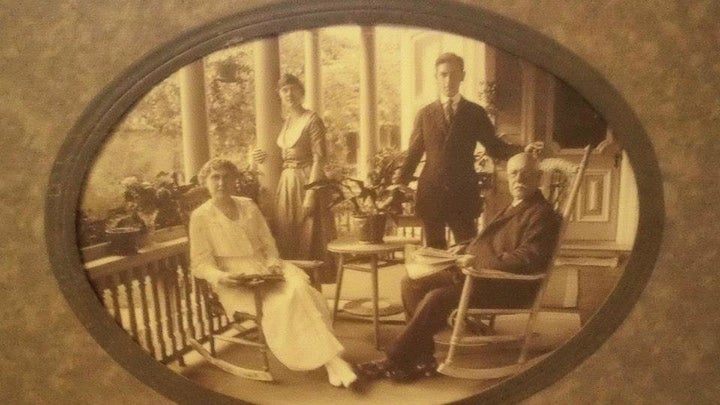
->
80, 216, 423, 366
82, 226, 231, 366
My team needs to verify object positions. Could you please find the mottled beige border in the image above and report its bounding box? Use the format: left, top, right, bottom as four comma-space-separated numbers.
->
3, 1, 719, 404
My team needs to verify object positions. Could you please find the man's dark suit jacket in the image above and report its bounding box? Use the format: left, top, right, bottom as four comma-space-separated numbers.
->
399, 98, 522, 221
464, 189, 562, 307
384, 189, 563, 365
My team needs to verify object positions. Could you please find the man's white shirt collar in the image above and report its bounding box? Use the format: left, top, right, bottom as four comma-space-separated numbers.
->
440, 93, 462, 109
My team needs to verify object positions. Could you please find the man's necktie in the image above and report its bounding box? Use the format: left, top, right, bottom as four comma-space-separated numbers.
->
444, 101, 454, 125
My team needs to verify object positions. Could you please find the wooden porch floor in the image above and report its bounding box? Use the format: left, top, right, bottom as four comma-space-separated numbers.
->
175, 320, 497, 404
172, 309, 580, 404
166, 256, 618, 403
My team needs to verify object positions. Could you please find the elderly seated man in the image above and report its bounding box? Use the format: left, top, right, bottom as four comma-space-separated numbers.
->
357, 152, 562, 382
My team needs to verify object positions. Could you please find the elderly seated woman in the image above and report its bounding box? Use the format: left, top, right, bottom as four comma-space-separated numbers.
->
189, 158, 357, 388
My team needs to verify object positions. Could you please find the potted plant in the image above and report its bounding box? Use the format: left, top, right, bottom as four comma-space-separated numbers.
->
103, 177, 155, 254
104, 173, 190, 254
307, 148, 415, 243
474, 150, 495, 196
235, 162, 262, 202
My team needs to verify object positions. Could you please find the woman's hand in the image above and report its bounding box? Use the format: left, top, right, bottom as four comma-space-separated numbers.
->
302, 193, 317, 219
267, 263, 282, 275
266, 258, 283, 275
218, 273, 247, 287
302, 204, 314, 220
251, 148, 268, 164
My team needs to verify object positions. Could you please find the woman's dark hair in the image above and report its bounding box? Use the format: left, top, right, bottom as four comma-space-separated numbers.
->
277, 73, 305, 95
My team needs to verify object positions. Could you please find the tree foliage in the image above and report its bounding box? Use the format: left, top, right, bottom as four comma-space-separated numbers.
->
205, 46, 256, 159
117, 73, 182, 136
81, 27, 403, 225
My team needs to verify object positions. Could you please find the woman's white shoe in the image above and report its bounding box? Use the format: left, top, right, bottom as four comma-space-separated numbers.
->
325, 356, 358, 388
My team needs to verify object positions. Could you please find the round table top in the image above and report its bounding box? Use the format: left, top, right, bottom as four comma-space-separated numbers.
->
326, 238, 406, 254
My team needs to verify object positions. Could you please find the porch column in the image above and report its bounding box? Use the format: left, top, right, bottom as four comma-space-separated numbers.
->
480, 45, 497, 117
399, 29, 414, 150
254, 37, 283, 217
520, 60, 539, 144
179, 60, 211, 181
543, 75, 557, 147
358, 26, 378, 179
304, 29, 321, 113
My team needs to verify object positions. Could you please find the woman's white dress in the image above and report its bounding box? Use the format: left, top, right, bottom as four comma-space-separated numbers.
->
189, 196, 343, 370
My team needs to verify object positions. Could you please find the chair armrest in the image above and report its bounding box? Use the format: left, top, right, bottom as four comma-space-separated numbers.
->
460, 267, 546, 281
286, 260, 324, 290
447, 241, 471, 255
286, 260, 324, 270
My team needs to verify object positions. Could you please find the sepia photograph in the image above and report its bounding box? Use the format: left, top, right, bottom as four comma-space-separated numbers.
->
75, 23, 640, 404
8, 0, 720, 403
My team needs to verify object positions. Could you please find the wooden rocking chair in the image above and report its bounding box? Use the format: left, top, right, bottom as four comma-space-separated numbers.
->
189, 260, 323, 381
436, 145, 592, 379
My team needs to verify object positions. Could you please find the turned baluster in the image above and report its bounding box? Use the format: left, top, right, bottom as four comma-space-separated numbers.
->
109, 273, 123, 327
169, 256, 187, 366
160, 257, 177, 362
148, 262, 167, 361
121, 269, 139, 340
137, 265, 156, 357
178, 254, 197, 341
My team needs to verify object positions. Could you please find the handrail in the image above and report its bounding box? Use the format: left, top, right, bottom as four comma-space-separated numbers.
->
84, 236, 188, 281
81, 225, 187, 263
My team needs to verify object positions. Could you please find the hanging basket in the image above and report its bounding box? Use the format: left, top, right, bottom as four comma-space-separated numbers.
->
216, 61, 238, 82
353, 214, 387, 244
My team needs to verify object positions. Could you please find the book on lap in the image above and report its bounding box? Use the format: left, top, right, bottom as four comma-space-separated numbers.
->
405, 246, 457, 280
232, 273, 285, 283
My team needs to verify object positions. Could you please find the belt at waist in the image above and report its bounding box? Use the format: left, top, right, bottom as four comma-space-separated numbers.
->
282, 160, 312, 169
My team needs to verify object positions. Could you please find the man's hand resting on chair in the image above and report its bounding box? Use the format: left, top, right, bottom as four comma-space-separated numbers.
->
455, 254, 476, 268
446, 242, 468, 256
445, 242, 475, 268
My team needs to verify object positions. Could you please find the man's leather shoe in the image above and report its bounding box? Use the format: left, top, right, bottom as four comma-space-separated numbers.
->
385, 365, 419, 383
414, 357, 438, 377
356, 358, 393, 380
356, 358, 421, 383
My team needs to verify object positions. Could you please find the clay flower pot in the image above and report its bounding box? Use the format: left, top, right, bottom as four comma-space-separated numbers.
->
353, 214, 387, 244
105, 226, 144, 255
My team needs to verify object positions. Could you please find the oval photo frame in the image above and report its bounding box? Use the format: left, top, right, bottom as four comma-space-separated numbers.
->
46, 1, 663, 404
